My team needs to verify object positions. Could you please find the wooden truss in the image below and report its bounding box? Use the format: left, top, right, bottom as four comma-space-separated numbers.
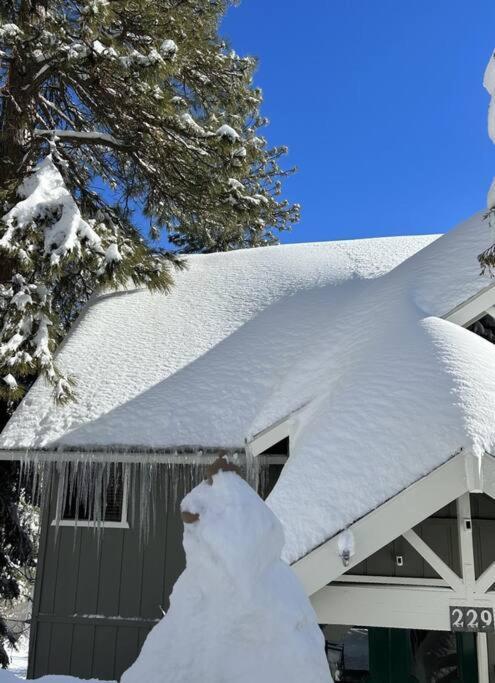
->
291, 451, 495, 683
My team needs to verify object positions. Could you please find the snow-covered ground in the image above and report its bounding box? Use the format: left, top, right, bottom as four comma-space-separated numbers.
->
2, 636, 112, 683
5, 637, 29, 679
0, 673, 112, 683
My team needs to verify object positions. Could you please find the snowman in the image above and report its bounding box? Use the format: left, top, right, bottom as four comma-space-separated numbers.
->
121, 457, 332, 683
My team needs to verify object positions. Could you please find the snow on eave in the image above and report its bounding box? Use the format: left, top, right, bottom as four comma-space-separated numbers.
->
288, 446, 466, 566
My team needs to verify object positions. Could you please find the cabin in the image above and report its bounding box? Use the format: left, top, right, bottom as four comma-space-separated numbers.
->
1, 212, 495, 683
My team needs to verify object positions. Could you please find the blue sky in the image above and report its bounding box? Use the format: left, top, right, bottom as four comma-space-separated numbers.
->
221, 0, 495, 243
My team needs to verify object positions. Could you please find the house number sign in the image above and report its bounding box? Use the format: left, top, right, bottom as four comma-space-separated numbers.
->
450, 606, 495, 632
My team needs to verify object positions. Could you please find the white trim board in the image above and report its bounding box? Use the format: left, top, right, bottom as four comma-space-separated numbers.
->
443, 282, 495, 327
311, 583, 495, 631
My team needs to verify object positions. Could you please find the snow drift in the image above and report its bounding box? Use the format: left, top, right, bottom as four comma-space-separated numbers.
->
121, 458, 332, 683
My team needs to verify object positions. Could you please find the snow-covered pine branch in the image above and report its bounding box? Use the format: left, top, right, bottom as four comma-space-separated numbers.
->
0, 0, 299, 252
0, 154, 173, 402
479, 51, 495, 273
34, 129, 126, 150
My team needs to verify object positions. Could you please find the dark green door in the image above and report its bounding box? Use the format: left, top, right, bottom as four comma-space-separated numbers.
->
366, 628, 478, 683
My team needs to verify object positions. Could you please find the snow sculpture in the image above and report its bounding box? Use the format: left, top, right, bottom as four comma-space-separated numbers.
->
121, 457, 332, 683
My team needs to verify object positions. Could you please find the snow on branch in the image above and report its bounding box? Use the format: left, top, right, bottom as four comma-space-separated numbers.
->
34, 129, 126, 150
2, 155, 103, 266
0, 153, 173, 403
483, 53, 495, 213
478, 51, 495, 271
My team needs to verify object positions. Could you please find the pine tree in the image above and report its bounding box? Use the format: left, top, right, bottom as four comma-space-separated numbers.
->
0, 460, 35, 669
0, 150, 176, 402
480, 50, 495, 273
0, 1, 299, 668
0, 0, 297, 247
0, 0, 299, 401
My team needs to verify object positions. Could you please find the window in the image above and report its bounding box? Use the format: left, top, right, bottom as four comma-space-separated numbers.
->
467, 313, 495, 344
53, 464, 129, 528
258, 437, 289, 499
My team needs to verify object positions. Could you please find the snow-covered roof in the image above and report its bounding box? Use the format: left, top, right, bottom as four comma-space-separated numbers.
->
266, 212, 495, 563
3, 213, 495, 564
0, 232, 436, 452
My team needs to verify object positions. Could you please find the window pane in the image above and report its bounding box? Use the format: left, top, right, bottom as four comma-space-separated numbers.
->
62, 465, 125, 522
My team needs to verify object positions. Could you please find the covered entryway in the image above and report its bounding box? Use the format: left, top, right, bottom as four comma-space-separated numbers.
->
324, 626, 478, 682
293, 452, 495, 683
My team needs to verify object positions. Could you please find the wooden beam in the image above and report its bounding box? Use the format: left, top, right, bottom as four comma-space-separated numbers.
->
402, 529, 463, 591
312, 583, 495, 631
443, 283, 495, 327
481, 453, 495, 501
0, 447, 244, 464
247, 403, 307, 456
457, 493, 476, 592
477, 633, 490, 683
475, 561, 495, 594
293, 452, 468, 596
337, 575, 448, 588
248, 419, 290, 457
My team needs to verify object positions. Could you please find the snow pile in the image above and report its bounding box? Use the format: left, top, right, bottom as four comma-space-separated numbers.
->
121, 458, 332, 683
159, 39, 178, 59
266, 213, 495, 562
216, 124, 240, 142
0, 672, 112, 683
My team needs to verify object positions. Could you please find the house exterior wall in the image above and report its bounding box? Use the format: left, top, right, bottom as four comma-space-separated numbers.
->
347, 495, 495, 582
347, 500, 461, 579
28, 465, 192, 681
29, 461, 495, 683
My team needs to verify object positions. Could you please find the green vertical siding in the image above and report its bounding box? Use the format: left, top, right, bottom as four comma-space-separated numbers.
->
28, 464, 195, 681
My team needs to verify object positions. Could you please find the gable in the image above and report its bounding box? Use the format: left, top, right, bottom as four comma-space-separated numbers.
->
292, 451, 495, 596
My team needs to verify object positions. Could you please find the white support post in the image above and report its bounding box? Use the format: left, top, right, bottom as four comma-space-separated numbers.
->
457, 493, 476, 594
402, 529, 464, 592
477, 632, 490, 683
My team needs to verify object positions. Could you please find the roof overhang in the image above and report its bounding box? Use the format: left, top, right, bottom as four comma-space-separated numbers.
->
443, 280, 495, 327
292, 449, 495, 596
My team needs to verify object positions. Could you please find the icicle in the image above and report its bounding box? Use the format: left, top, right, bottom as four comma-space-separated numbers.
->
16, 448, 256, 544
244, 442, 261, 493
337, 529, 355, 567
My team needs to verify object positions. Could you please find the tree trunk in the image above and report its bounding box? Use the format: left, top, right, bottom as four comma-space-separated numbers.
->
0, 0, 40, 194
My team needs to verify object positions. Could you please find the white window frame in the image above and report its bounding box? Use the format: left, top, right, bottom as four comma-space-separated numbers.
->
51, 467, 130, 529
